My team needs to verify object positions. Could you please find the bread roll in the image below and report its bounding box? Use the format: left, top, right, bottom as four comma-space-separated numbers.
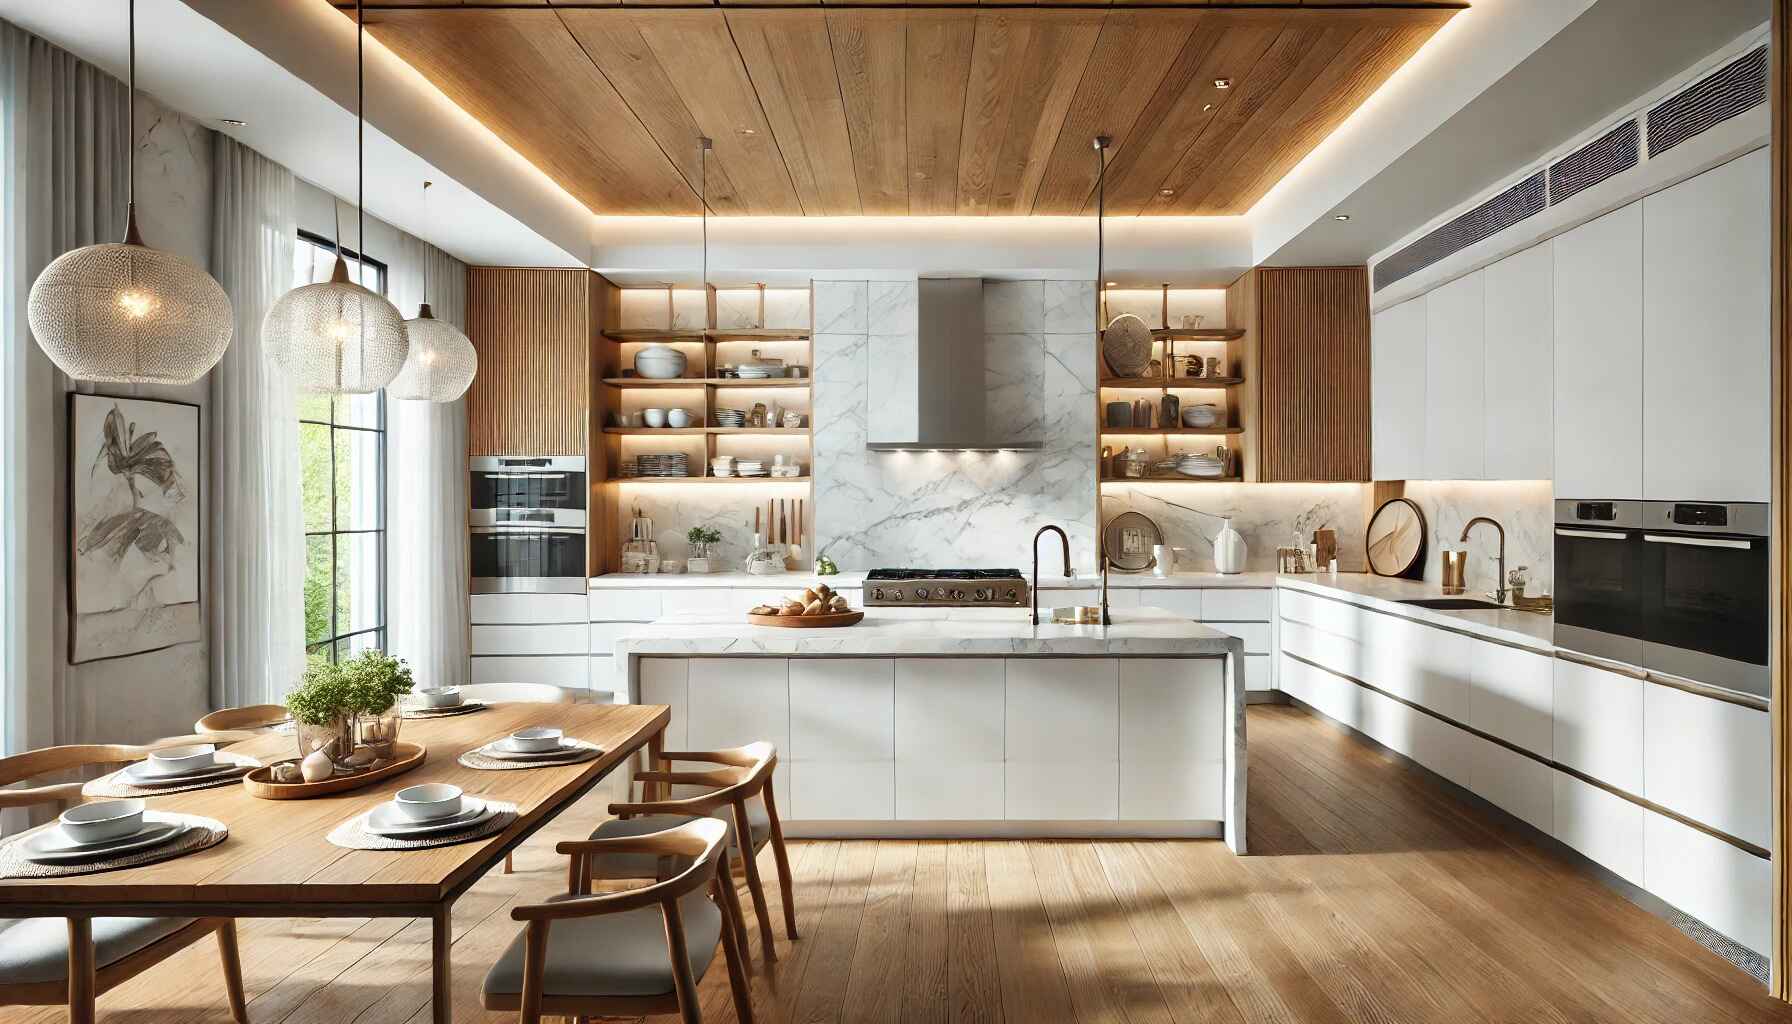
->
802, 587, 820, 605
749, 605, 777, 616
829, 594, 850, 612
780, 600, 805, 615
802, 599, 824, 615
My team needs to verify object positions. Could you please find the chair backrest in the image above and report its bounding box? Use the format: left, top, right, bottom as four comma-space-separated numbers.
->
195, 704, 290, 735
0, 735, 223, 810
520, 817, 731, 922
612, 742, 777, 819
457, 683, 589, 705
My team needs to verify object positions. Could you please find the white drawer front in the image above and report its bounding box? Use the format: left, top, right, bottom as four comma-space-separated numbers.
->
1006, 761, 1118, 820
1143, 589, 1202, 618
1005, 659, 1119, 762
895, 659, 1004, 765
588, 589, 661, 622
1201, 588, 1272, 621
790, 659, 894, 762
1465, 733, 1553, 833
470, 623, 588, 656
1644, 808, 1771, 955
1552, 658, 1642, 792
898, 761, 1003, 820
470, 655, 587, 688
637, 658, 689, 748
471, 593, 587, 625
1203, 621, 1270, 654
686, 658, 790, 753
1469, 642, 1553, 756
659, 589, 735, 616
589, 620, 651, 656
1552, 773, 1644, 885
792, 761, 895, 820
1244, 654, 1270, 691
1643, 683, 1770, 848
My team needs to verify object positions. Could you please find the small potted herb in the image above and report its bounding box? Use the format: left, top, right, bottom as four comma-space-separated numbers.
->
284, 650, 415, 772
286, 661, 357, 771
342, 650, 414, 761
686, 525, 722, 574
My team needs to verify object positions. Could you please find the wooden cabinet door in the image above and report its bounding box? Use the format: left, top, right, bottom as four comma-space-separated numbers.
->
1256, 268, 1371, 481
1482, 242, 1553, 480
466, 268, 594, 456
1553, 203, 1643, 499
1423, 270, 1485, 480
1371, 295, 1427, 480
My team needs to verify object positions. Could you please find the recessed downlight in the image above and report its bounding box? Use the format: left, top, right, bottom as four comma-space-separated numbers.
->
1213, 78, 1232, 89
1334, 214, 1351, 222
218, 118, 247, 127
1105, 281, 1117, 287
735, 127, 757, 136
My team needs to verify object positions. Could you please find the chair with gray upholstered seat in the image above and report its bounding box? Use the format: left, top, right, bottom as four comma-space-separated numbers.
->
481, 817, 754, 1024
0, 739, 248, 1021
592, 741, 797, 963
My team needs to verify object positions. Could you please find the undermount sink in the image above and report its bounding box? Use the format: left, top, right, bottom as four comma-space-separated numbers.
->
1396, 597, 1505, 611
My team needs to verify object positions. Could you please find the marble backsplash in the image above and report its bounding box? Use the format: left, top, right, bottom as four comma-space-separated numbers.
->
1402, 479, 1555, 595
1103, 482, 1370, 572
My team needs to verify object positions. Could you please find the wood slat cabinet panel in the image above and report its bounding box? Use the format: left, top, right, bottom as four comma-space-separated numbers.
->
1250, 267, 1371, 482
466, 267, 596, 457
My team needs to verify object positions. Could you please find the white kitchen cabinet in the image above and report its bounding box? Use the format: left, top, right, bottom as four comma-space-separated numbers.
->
1006, 658, 1119, 820
1482, 242, 1553, 480
685, 658, 790, 753
587, 589, 661, 622
470, 654, 587, 688
1203, 621, 1270, 655
789, 659, 893, 762
1551, 657, 1642, 792
1146, 589, 1202, 619
1465, 732, 1553, 833
1642, 681, 1770, 849
1372, 295, 1428, 480
1201, 588, 1273, 621
895, 659, 1005, 820
473, 593, 587, 625
791, 762, 895, 820
585, 657, 621, 702
1411, 622, 1475, 722
1243, 655, 1269, 692
637, 657, 689, 748
1642, 148, 1770, 502
1469, 642, 1552, 756
1552, 773, 1645, 885
1644, 808, 1771, 955
1118, 659, 1226, 820
470, 623, 588, 656
1424, 271, 1485, 480
589, 621, 650, 656
658, 588, 736, 616
1553, 203, 1643, 499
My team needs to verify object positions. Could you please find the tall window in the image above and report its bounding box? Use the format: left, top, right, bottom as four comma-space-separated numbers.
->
295, 231, 388, 665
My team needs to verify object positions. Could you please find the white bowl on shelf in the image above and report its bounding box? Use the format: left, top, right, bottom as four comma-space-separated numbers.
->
634, 345, 687, 380
667, 409, 693, 428
643, 408, 668, 428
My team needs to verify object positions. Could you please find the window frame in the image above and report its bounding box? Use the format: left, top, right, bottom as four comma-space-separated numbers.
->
296, 229, 391, 664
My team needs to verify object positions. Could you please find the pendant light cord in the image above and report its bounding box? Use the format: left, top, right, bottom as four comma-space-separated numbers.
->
699, 137, 710, 293
1094, 136, 1109, 329
357, 0, 365, 286
420, 180, 433, 316
123, 0, 140, 244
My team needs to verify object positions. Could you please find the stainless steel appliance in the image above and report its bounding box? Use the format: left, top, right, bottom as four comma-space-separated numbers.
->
471, 456, 587, 594
1554, 499, 1768, 698
864, 569, 1029, 607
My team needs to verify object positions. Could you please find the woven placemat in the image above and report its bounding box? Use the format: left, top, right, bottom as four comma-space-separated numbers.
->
327, 801, 519, 851
0, 815, 228, 879
457, 738, 604, 771
402, 701, 489, 721
82, 752, 262, 799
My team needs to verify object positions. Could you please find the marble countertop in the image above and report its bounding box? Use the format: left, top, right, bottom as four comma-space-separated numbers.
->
613, 606, 1244, 657
1277, 572, 1554, 651
589, 570, 1279, 590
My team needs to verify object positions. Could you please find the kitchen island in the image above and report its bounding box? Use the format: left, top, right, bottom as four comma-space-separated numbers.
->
615, 606, 1246, 852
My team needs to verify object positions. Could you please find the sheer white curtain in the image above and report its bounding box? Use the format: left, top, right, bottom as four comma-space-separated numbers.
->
209, 135, 303, 709
386, 233, 469, 689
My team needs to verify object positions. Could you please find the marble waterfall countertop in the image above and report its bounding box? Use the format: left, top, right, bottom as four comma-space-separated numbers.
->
613, 606, 1244, 658
589, 570, 1280, 589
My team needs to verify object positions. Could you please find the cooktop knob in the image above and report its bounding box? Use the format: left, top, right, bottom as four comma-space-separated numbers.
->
890, 590, 904, 601
1003, 588, 1019, 601
871, 588, 884, 601
951, 588, 966, 601
915, 587, 930, 599
974, 587, 991, 601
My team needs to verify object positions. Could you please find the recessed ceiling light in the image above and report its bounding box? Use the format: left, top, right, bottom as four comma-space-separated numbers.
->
219, 118, 247, 127
735, 127, 757, 136
1105, 281, 1117, 287
1213, 78, 1231, 89
1159, 188, 1175, 197
1334, 214, 1351, 222
1201, 103, 1214, 112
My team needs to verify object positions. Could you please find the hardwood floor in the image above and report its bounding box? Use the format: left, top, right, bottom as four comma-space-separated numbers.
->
10, 703, 1790, 1023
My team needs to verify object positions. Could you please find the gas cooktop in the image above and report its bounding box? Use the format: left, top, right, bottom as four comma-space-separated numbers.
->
864, 569, 1028, 606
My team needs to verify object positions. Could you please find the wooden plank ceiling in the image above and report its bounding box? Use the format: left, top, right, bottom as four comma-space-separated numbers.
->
348, 2, 1461, 216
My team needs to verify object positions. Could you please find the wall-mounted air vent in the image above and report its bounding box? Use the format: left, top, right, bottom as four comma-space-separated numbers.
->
1548, 120, 1639, 206
1372, 172, 1545, 292
1646, 44, 1767, 158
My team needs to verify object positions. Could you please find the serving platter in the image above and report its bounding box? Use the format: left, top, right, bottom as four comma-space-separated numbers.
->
746, 610, 864, 628
242, 742, 427, 800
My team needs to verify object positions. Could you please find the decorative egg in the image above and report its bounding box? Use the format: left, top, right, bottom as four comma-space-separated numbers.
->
270, 762, 302, 784
299, 749, 334, 783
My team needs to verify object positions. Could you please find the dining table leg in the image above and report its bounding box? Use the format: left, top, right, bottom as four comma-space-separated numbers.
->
431, 904, 453, 1024
66, 917, 96, 1024
646, 726, 667, 802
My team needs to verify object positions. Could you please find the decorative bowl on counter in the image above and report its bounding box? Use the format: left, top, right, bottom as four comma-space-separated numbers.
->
634, 345, 687, 380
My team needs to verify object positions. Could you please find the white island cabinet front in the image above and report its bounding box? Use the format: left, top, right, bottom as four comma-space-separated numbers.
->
617, 607, 1245, 851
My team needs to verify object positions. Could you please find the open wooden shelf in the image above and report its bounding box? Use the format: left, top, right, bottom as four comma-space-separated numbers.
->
604, 330, 705, 341
1099, 475, 1244, 485
1100, 426, 1244, 436
602, 377, 810, 389
610, 475, 813, 485
604, 426, 708, 435
604, 426, 811, 436
706, 329, 810, 340
1152, 328, 1245, 340
1100, 376, 1245, 389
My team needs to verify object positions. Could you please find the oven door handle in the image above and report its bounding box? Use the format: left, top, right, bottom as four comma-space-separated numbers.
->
471, 526, 584, 536
1554, 528, 1631, 540
482, 472, 569, 480
1642, 533, 1754, 550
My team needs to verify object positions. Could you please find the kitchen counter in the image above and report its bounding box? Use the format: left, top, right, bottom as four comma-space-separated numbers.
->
589, 570, 1279, 589
1276, 572, 1554, 651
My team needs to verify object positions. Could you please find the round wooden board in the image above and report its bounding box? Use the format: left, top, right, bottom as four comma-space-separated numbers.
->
746, 610, 865, 628
243, 742, 427, 799
1102, 313, 1154, 377
1366, 497, 1427, 578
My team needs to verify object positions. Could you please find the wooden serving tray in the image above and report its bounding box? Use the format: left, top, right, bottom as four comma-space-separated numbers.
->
243, 742, 427, 799
746, 610, 864, 628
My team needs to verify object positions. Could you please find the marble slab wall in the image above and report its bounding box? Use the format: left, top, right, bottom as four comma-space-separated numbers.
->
1103, 482, 1370, 572
813, 279, 1101, 570
1402, 479, 1555, 594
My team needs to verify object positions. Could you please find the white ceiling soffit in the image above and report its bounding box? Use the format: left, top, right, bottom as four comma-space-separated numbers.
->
0, 0, 584, 268
590, 216, 1255, 290
1253, 0, 1771, 269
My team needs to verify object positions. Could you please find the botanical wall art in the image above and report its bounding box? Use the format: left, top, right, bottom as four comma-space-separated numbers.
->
69, 394, 202, 663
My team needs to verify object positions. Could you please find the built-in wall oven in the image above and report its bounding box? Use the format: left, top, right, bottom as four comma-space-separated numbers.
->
1554, 499, 1769, 699
470, 456, 587, 594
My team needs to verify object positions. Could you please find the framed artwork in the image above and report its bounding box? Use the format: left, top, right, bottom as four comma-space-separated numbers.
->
68, 393, 202, 663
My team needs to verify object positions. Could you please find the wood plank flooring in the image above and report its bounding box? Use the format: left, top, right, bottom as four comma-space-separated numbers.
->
11, 703, 1791, 1023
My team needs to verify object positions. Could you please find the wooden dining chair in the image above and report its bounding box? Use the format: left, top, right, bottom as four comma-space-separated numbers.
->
194, 703, 289, 738
482, 817, 754, 1024
0, 740, 249, 1023
593, 741, 798, 963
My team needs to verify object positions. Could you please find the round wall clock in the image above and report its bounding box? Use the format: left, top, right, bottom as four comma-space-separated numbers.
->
1365, 497, 1427, 579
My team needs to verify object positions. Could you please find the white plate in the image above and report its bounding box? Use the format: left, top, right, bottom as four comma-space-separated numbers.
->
22, 814, 189, 863
365, 797, 492, 837
122, 759, 242, 785
481, 739, 585, 761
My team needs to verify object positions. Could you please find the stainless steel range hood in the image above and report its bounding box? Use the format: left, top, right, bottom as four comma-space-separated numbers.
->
865, 278, 1044, 452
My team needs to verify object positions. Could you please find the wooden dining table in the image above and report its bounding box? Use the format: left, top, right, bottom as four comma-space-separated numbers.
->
0, 701, 670, 1024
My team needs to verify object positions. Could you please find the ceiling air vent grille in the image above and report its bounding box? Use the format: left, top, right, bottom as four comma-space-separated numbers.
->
1372, 171, 1546, 292
1548, 119, 1639, 206
1646, 44, 1767, 158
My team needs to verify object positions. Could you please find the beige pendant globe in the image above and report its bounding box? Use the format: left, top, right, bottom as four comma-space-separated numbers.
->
263, 256, 409, 394
28, 237, 234, 384
389, 304, 476, 402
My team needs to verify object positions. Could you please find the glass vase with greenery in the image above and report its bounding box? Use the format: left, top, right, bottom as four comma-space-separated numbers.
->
286, 663, 357, 769
686, 525, 721, 561
342, 649, 414, 761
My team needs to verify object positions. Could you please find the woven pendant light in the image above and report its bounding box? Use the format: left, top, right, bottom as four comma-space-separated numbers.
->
262, 0, 407, 394
390, 181, 475, 402
27, 0, 233, 385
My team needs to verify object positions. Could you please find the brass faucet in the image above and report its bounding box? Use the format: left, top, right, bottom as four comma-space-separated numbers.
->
1459, 516, 1508, 604
1031, 525, 1072, 625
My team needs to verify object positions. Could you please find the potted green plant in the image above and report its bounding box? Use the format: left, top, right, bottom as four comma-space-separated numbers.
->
686, 525, 722, 574
286, 661, 356, 771
341, 649, 414, 762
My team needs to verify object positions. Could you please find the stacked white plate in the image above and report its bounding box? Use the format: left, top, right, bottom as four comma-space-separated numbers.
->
119, 748, 242, 788
710, 456, 736, 478
734, 460, 767, 478
22, 811, 193, 865
364, 797, 499, 839
1176, 452, 1225, 477
476, 734, 585, 762
770, 462, 803, 478
735, 365, 776, 379
715, 408, 748, 428
635, 453, 690, 478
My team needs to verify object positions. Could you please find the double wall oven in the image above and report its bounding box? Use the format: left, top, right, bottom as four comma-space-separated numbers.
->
1554, 499, 1769, 699
471, 456, 587, 594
